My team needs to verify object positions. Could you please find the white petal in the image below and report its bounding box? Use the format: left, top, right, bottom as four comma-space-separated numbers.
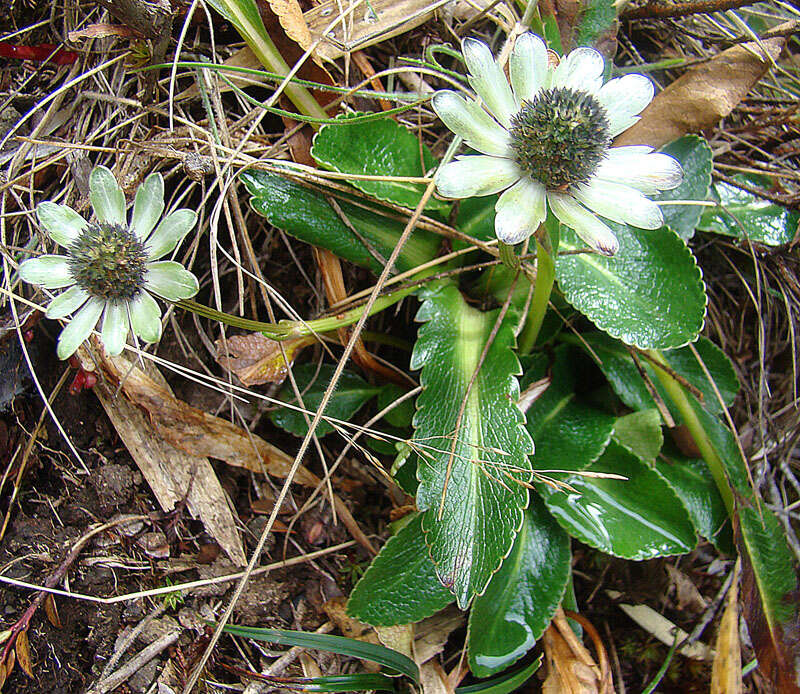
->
145, 261, 200, 301
548, 192, 619, 256
573, 178, 664, 229
100, 301, 129, 356
18, 255, 74, 288
552, 46, 605, 92
36, 202, 87, 247
89, 165, 126, 225
431, 91, 511, 157
462, 37, 517, 127
435, 156, 520, 199
145, 209, 197, 260
597, 74, 654, 137
56, 298, 104, 360
130, 291, 162, 343
45, 286, 90, 319
131, 172, 165, 241
596, 148, 684, 194
510, 33, 549, 106
495, 178, 547, 244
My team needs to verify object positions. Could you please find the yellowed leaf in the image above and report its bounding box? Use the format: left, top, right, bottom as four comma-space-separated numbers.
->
711, 558, 743, 694
616, 31, 787, 149
15, 630, 33, 678
268, 0, 313, 52
542, 608, 610, 694
215, 333, 314, 386
375, 624, 413, 660
44, 594, 61, 629
0, 630, 11, 646
0, 662, 6, 691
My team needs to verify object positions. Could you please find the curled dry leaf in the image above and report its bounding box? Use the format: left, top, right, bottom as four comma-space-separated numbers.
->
263, 0, 313, 53
44, 594, 61, 629
615, 30, 787, 149
215, 333, 314, 386
99, 352, 376, 555
711, 558, 743, 694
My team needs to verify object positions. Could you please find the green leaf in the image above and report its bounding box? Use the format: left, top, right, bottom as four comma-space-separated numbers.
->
536, 441, 697, 559
221, 624, 419, 682
523, 347, 615, 472
241, 170, 440, 274
655, 136, 713, 241
283, 674, 398, 692
311, 116, 448, 213
653, 449, 732, 553
391, 444, 419, 495
270, 363, 381, 437
580, 333, 739, 417
574, 0, 616, 48
468, 496, 570, 677
555, 223, 706, 349
613, 409, 663, 465
377, 384, 415, 429
456, 657, 542, 693
698, 175, 799, 246
411, 284, 533, 608
347, 514, 454, 626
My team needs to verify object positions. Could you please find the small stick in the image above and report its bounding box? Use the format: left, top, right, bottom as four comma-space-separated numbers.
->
621, 0, 759, 21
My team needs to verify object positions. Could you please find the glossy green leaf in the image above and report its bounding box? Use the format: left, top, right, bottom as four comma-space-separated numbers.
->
221, 625, 419, 682
311, 116, 447, 213
555, 223, 706, 349
523, 347, 615, 472
468, 495, 570, 677
347, 514, 454, 626
271, 363, 380, 437
580, 333, 739, 417
655, 136, 713, 241
456, 657, 542, 693
241, 170, 440, 274
536, 441, 697, 559
411, 284, 533, 608
654, 449, 732, 552
698, 175, 798, 246
283, 673, 397, 692
613, 409, 663, 465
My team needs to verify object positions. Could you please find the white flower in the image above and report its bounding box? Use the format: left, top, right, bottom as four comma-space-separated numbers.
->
432, 34, 684, 255
19, 165, 200, 359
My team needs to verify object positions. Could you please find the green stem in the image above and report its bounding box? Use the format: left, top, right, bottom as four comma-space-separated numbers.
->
498, 241, 520, 271
647, 349, 735, 517
518, 238, 555, 354
520, 0, 541, 30
177, 283, 417, 340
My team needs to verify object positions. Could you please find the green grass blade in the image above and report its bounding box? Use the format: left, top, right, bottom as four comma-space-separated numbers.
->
455, 656, 542, 693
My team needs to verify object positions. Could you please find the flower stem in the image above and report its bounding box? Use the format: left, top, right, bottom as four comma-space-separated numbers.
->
646, 349, 735, 517
518, 237, 555, 354
177, 283, 418, 340
498, 241, 520, 271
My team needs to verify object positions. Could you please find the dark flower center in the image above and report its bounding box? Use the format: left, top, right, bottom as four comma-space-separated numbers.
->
509, 86, 611, 189
68, 222, 148, 301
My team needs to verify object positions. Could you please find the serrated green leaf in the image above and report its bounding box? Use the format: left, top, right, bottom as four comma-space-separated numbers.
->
556, 223, 706, 349
613, 409, 663, 465
654, 449, 732, 553
655, 136, 713, 241
271, 363, 380, 437
411, 284, 533, 608
698, 175, 798, 246
580, 333, 739, 417
311, 116, 448, 213
574, 0, 616, 48
347, 514, 453, 626
536, 440, 697, 559
468, 495, 570, 677
241, 170, 440, 274
523, 347, 615, 472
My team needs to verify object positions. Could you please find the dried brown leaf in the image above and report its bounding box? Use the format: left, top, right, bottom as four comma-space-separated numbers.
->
615, 31, 787, 149
712, 558, 743, 694
215, 334, 314, 386
67, 23, 139, 41
99, 352, 376, 555
0, 662, 6, 691
323, 597, 382, 672
264, 0, 312, 52
15, 630, 33, 678
44, 594, 61, 629
542, 609, 605, 694
665, 563, 707, 613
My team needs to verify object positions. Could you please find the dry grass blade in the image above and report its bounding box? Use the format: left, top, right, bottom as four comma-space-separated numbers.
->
615, 27, 788, 148
711, 558, 743, 694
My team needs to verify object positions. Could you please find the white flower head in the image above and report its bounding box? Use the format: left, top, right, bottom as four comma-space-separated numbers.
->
19, 165, 200, 359
433, 34, 684, 255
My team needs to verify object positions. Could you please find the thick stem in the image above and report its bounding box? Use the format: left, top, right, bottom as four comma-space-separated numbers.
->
498, 241, 520, 271
518, 237, 555, 354
647, 350, 735, 517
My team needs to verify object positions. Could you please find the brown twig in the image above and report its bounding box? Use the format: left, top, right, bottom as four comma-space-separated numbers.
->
621, 0, 759, 21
